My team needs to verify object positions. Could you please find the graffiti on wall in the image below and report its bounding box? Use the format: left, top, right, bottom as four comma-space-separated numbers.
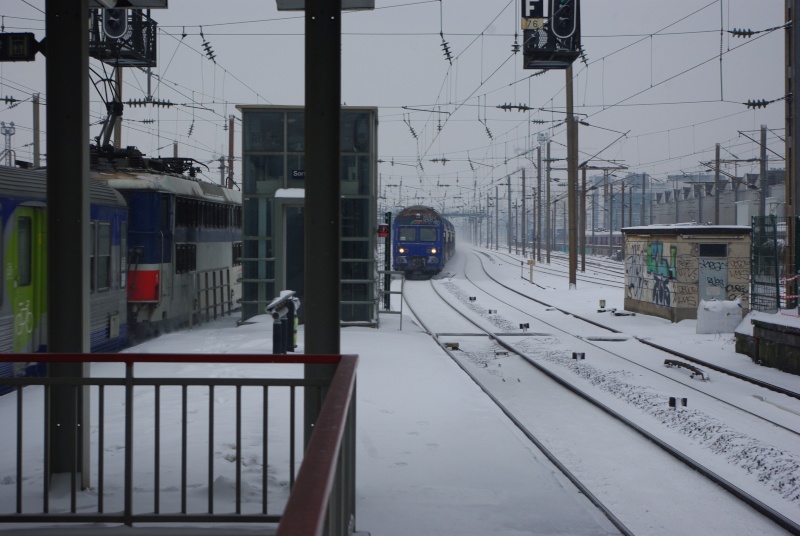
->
626, 240, 678, 307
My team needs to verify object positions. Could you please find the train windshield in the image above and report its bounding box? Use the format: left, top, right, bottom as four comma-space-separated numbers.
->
398, 227, 416, 241
419, 228, 437, 242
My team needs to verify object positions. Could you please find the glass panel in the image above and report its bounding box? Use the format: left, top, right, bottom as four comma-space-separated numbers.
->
244, 197, 272, 237
342, 260, 371, 279
341, 198, 369, 238
340, 111, 370, 153
699, 243, 727, 257
287, 154, 305, 185
99, 223, 111, 255
399, 227, 416, 241
340, 155, 370, 195
420, 228, 437, 242
244, 155, 284, 193
287, 112, 305, 152
244, 111, 284, 152
97, 223, 111, 290
342, 240, 370, 259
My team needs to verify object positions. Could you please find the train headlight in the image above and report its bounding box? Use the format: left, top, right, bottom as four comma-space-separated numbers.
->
429, 248, 437, 254
398, 247, 406, 254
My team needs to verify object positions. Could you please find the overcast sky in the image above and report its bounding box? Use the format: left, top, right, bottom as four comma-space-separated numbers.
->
0, 1, 786, 212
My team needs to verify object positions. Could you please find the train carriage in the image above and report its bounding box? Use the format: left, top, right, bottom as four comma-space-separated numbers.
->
95, 169, 243, 339
392, 205, 455, 276
0, 167, 129, 358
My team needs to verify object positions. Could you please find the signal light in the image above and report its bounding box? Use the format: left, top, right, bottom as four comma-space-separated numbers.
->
103, 8, 128, 40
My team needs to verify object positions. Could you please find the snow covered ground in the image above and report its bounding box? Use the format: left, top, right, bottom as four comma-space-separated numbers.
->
1, 245, 799, 535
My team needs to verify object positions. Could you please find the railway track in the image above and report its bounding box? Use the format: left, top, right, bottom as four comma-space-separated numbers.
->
476, 247, 800, 402
482, 248, 626, 289
401, 253, 800, 535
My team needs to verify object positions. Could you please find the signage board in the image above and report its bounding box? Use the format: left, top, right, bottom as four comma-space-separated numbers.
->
277, 0, 374, 10
0, 33, 39, 62
377, 224, 389, 238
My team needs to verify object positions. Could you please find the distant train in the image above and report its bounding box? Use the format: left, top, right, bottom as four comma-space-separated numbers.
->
551, 228, 625, 259
392, 205, 455, 276
0, 161, 242, 360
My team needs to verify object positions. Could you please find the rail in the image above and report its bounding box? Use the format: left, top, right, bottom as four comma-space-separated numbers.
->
0, 353, 359, 535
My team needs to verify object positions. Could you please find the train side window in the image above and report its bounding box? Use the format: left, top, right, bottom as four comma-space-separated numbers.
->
120, 221, 127, 288
97, 222, 112, 291
161, 195, 170, 230
90, 221, 96, 293
0, 219, 3, 299
419, 228, 437, 242
398, 227, 415, 241
18, 217, 32, 287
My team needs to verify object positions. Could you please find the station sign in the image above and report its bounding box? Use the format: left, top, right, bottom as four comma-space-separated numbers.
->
0, 33, 39, 62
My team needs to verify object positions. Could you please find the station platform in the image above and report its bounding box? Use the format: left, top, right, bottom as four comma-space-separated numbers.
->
339, 314, 620, 536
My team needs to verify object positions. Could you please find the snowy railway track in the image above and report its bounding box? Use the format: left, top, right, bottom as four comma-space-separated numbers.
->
476, 249, 800, 402
468, 252, 800, 433
481, 249, 626, 289
402, 263, 800, 535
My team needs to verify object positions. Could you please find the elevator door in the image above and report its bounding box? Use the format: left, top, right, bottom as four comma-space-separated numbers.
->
285, 205, 305, 323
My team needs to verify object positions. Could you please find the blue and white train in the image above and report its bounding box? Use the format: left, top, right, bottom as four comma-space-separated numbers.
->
0, 161, 242, 362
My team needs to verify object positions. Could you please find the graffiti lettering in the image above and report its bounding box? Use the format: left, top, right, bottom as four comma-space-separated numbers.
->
699, 259, 727, 271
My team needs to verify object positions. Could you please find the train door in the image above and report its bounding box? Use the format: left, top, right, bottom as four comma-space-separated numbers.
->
7, 206, 47, 352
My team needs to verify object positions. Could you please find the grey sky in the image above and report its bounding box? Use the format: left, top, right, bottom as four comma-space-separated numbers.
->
0, 1, 785, 212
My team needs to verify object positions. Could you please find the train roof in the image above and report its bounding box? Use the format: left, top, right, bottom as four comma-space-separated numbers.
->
0, 166, 126, 207
92, 169, 242, 205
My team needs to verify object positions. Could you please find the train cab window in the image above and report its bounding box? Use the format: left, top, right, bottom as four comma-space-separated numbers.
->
398, 227, 416, 241
17, 217, 32, 287
97, 222, 112, 291
419, 228, 437, 242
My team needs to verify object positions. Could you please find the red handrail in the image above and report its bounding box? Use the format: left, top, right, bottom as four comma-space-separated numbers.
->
276, 354, 358, 536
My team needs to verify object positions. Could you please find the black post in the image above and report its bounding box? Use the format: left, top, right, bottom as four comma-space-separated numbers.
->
46, 0, 91, 487
383, 211, 391, 310
304, 0, 341, 447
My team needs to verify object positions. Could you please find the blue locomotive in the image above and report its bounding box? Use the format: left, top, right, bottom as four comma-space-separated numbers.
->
392, 205, 455, 277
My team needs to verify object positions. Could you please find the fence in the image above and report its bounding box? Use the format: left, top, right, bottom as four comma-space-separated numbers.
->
0, 354, 358, 536
750, 216, 798, 312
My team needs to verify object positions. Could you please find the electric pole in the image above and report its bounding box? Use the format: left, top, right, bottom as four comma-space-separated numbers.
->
566, 64, 578, 288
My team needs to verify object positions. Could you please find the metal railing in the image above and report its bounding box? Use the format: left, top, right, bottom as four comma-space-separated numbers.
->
0, 354, 358, 535
192, 267, 235, 322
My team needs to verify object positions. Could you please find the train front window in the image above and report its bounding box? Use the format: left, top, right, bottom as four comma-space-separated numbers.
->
398, 227, 416, 242
419, 228, 437, 242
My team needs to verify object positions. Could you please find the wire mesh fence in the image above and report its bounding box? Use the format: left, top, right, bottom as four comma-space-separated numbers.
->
750, 216, 798, 312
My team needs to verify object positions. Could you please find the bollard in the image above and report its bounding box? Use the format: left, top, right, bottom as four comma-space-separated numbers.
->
265, 291, 300, 354
668, 397, 688, 408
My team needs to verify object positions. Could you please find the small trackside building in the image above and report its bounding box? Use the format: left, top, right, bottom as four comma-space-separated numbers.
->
622, 224, 751, 322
